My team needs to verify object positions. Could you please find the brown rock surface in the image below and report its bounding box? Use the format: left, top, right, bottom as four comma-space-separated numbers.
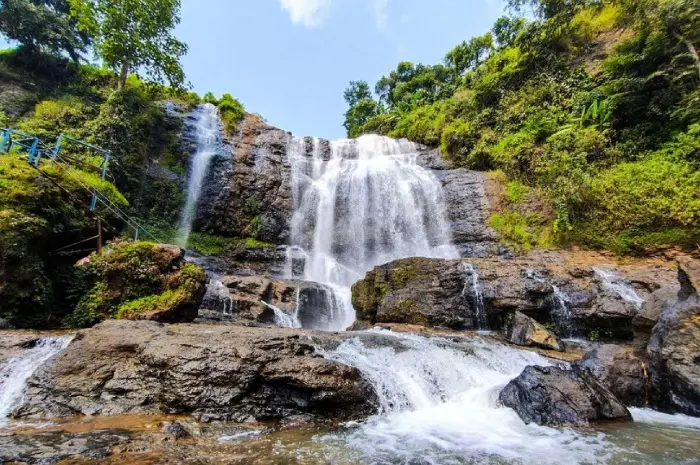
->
13, 320, 377, 422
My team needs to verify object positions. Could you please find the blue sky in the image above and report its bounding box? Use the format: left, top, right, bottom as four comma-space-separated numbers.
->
176, 0, 507, 139
2, 0, 507, 139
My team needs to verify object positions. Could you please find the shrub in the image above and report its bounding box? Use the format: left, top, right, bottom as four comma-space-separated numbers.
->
218, 93, 246, 136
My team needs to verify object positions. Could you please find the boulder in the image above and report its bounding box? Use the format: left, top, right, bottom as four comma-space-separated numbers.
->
647, 258, 700, 415
499, 365, 631, 426
13, 320, 376, 422
632, 286, 677, 353
506, 311, 562, 351
575, 345, 648, 406
72, 240, 207, 325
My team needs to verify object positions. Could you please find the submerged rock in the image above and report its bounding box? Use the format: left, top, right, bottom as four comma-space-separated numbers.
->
647, 259, 700, 416
506, 311, 562, 351
499, 365, 631, 426
575, 345, 649, 407
0, 429, 133, 464
13, 320, 376, 422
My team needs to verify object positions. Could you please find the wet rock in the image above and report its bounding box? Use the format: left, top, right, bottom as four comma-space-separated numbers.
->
435, 169, 500, 256
0, 332, 41, 364
0, 429, 133, 464
647, 259, 700, 416
506, 311, 562, 351
575, 345, 648, 406
13, 320, 376, 422
632, 286, 677, 353
162, 421, 191, 440
196, 115, 293, 244
499, 365, 631, 426
350, 252, 676, 338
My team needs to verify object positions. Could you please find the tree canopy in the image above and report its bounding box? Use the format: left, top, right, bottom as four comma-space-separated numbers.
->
0, 0, 91, 60
69, 0, 188, 90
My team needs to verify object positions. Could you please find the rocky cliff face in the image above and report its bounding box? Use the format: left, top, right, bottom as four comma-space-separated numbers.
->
183, 113, 498, 255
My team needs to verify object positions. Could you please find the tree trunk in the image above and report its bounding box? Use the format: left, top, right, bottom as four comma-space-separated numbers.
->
118, 62, 129, 90
685, 39, 700, 80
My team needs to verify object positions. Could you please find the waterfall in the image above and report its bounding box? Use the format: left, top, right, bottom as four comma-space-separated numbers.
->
526, 268, 574, 336
177, 103, 223, 247
320, 331, 608, 464
261, 300, 301, 329
461, 262, 488, 329
592, 267, 645, 309
0, 336, 73, 423
287, 135, 458, 330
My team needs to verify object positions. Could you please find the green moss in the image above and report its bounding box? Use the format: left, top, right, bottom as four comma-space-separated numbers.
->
116, 288, 184, 320
241, 238, 275, 249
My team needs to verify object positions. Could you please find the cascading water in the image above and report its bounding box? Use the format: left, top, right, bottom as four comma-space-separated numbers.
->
526, 268, 574, 336
318, 331, 609, 464
0, 336, 73, 423
461, 262, 488, 329
593, 267, 645, 309
177, 103, 223, 247
286, 135, 458, 330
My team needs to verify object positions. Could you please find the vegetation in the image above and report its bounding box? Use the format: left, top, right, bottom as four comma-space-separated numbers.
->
70, 239, 205, 326
343, 0, 700, 253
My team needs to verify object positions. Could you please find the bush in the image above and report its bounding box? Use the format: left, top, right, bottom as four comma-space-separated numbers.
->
218, 93, 246, 136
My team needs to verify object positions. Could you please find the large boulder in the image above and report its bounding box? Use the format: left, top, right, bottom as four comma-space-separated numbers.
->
499, 365, 631, 426
13, 320, 377, 422
575, 345, 648, 406
71, 240, 207, 325
647, 259, 700, 416
506, 311, 562, 351
350, 252, 675, 337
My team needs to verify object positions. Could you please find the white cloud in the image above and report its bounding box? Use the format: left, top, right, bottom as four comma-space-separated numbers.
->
372, 0, 390, 33
280, 0, 332, 28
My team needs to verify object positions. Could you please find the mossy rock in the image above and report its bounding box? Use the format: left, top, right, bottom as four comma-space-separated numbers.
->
70, 239, 206, 326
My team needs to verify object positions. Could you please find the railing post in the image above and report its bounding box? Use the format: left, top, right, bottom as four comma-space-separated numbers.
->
28, 138, 40, 165
0, 130, 10, 152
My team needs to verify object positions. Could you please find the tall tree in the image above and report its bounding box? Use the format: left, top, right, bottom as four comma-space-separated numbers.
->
0, 0, 91, 60
343, 80, 380, 138
492, 16, 526, 48
70, 0, 188, 90
445, 32, 494, 75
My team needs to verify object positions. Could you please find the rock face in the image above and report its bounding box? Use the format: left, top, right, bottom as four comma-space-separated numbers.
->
13, 320, 376, 422
506, 311, 562, 351
647, 260, 700, 416
188, 113, 498, 252
575, 345, 648, 406
351, 252, 676, 337
499, 365, 632, 426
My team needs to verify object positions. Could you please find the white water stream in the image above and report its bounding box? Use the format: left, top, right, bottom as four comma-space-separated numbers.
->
286, 135, 458, 330
592, 267, 645, 309
177, 103, 222, 247
0, 336, 73, 424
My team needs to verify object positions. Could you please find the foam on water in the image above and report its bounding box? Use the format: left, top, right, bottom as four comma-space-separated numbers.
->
0, 336, 73, 423
320, 331, 611, 464
630, 408, 700, 430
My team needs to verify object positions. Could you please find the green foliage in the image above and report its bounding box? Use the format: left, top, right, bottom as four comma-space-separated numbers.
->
217, 93, 245, 136
69, 0, 188, 90
0, 0, 91, 61
343, 0, 700, 253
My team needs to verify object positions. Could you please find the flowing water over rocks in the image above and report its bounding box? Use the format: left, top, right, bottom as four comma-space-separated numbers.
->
177, 103, 223, 246
286, 135, 459, 330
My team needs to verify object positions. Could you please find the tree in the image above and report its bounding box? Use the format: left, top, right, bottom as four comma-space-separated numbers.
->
0, 0, 91, 60
70, 0, 188, 90
445, 32, 494, 75
343, 80, 380, 138
492, 16, 526, 48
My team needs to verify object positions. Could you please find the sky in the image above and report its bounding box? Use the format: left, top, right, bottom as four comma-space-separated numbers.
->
176, 0, 507, 139
1, 0, 508, 139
